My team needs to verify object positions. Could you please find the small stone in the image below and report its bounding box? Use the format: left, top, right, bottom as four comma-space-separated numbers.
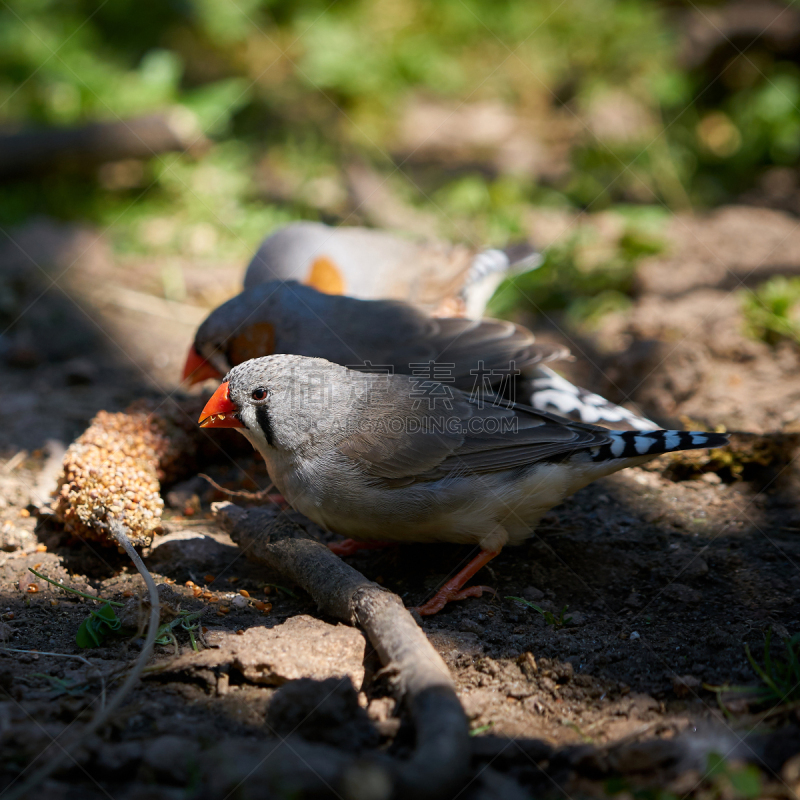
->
141, 736, 200, 783
166, 475, 208, 510
231, 594, 248, 609
459, 618, 483, 635
522, 586, 544, 602
566, 611, 585, 627
63, 358, 97, 385
624, 592, 643, 608
672, 674, 701, 698
782, 753, 800, 786
629, 631, 641, 640
682, 558, 709, 580
771, 622, 790, 640
517, 652, 538, 679
94, 741, 144, 774
540, 676, 557, 694
555, 661, 574, 682
661, 583, 702, 604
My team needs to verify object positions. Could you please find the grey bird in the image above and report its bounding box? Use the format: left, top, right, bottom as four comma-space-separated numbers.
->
198, 354, 728, 615
184, 279, 567, 390
243, 221, 541, 317
183, 280, 657, 431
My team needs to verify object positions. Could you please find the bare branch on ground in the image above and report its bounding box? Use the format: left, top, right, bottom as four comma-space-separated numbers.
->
213, 501, 471, 800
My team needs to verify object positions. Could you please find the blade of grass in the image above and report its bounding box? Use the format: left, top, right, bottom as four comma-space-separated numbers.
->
28, 568, 125, 607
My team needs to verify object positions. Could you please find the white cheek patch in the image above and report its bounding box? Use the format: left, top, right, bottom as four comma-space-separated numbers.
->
239, 407, 262, 440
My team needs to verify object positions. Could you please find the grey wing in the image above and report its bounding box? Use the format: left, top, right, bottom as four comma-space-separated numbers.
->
280, 292, 439, 365
335, 375, 472, 481
336, 374, 612, 484
371, 316, 570, 387
393, 317, 569, 388
418, 400, 612, 480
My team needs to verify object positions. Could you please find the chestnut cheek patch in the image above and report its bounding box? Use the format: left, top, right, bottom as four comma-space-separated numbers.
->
228, 322, 276, 365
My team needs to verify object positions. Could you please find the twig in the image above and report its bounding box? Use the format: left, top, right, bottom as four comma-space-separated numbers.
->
4, 520, 160, 800
199, 473, 276, 501
0, 113, 208, 179
213, 502, 470, 800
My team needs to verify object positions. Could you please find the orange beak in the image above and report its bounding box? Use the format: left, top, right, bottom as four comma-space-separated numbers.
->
182, 346, 223, 385
198, 382, 244, 428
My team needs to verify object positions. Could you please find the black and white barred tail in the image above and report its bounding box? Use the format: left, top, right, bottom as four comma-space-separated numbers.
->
589, 430, 729, 462
467, 242, 543, 284
463, 243, 543, 318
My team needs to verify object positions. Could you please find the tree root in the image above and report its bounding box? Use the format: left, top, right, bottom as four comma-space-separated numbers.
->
213, 501, 471, 800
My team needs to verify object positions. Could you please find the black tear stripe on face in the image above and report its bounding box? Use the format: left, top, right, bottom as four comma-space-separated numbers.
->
255, 405, 275, 447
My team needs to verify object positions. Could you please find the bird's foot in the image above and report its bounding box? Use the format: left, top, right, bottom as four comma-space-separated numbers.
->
328, 539, 393, 557
411, 548, 500, 616
413, 584, 496, 616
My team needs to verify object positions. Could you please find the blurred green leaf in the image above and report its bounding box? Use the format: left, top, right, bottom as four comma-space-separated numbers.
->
0, 0, 794, 313
727, 764, 762, 799
741, 276, 800, 346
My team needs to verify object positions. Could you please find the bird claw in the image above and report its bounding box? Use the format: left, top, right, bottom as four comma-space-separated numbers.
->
412, 584, 496, 616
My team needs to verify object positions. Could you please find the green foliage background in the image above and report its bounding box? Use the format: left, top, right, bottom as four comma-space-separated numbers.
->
1, 0, 799, 324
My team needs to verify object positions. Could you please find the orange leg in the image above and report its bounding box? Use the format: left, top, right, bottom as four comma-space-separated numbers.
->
413, 549, 499, 616
328, 539, 395, 557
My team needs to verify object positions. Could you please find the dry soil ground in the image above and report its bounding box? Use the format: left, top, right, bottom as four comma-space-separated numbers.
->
1, 208, 800, 799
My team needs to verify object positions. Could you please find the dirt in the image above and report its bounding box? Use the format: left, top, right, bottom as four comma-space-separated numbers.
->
1, 212, 800, 799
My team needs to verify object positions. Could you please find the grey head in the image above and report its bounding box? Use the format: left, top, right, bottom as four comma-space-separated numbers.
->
193, 283, 285, 376
224, 354, 379, 458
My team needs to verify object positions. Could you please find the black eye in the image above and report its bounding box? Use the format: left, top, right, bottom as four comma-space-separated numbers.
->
252, 387, 269, 401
